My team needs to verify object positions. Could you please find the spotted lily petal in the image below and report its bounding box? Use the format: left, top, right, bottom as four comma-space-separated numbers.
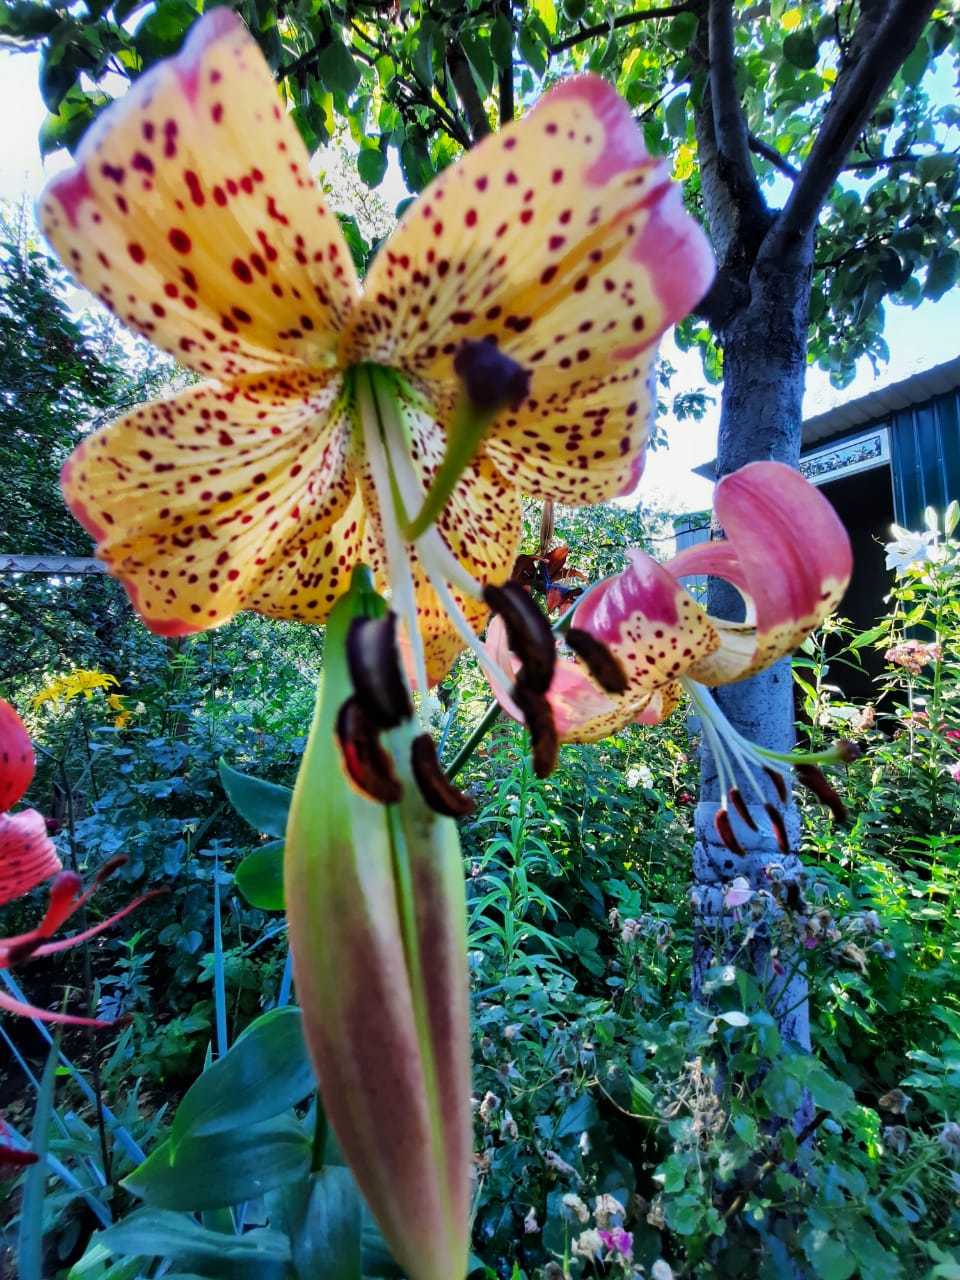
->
0, 700, 35, 812
62, 372, 363, 635
343, 75, 714, 503
486, 555, 715, 743
39, 8, 357, 381
0, 811, 62, 907
665, 461, 852, 685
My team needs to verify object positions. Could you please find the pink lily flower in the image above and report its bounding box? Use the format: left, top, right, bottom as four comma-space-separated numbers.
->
487, 462, 854, 843
39, 9, 713, 701
0, 699, 161, 1027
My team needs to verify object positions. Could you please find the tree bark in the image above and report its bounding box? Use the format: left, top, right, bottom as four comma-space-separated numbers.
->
692, 232, 815, 1057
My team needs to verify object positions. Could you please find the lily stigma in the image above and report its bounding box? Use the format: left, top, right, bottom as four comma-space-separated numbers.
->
40, 6, 714, 789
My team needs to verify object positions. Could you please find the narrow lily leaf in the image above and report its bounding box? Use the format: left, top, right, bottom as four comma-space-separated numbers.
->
17, 1036, 59, 1280
219, 759, 292, 839
170, 1007, 314, 1147
234, 841, 285, 910
96, 1208, 291, 1268
124, 1115, 311, 1210
211, 854, 228, 1059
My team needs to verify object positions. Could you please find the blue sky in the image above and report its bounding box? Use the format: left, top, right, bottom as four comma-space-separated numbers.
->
2, 44, 958, 515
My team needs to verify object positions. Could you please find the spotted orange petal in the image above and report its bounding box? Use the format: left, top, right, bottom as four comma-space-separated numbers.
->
0, 701, 35, 813
62, 371, 361, 635
38, 9, 358, 381
0, 811, 62, 907
343, 74, 713, 502
572, 550, 718, 695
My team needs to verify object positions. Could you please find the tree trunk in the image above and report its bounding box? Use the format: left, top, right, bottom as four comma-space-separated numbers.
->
692, 231, 815, 1057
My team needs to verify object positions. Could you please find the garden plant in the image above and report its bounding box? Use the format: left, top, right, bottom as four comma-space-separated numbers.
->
0, 2, 958, 1279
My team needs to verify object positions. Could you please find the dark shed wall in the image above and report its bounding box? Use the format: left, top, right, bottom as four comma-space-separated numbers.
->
890, 386, 960, 530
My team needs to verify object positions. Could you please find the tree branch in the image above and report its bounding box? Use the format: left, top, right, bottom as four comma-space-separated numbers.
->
748, 132, 799, 180
446, 41, 492, 142
842, 148, 956, 172
766, 0, 938, 259
708, 0, 758, 194
549, 2, 696, 55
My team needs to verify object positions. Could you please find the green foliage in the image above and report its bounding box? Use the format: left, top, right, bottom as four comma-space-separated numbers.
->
2, 2, 955, 384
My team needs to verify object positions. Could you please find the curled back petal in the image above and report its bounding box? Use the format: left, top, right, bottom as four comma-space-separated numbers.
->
0, 701, 35, 813
0, 988, 119, 1028
343, 74, 713, 502
665, 462, 852, 685
39, 9, 358, 382
62, 371, 360, 635
0, 811, 62, 906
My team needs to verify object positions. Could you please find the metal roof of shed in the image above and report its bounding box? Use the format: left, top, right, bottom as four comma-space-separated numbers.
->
693, 353, 960, 481
801, 353, 960, 445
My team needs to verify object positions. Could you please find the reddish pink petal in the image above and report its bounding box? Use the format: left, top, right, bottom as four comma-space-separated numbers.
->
0, 810, 62, 906
485, 616, 668, 744
0, 701, 35, 813
684, 462, 852, 683
27, 887, 167, 958
0, 988, 119, 1027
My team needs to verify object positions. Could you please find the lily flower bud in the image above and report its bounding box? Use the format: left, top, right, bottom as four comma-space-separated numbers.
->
285, 567, 471, 1280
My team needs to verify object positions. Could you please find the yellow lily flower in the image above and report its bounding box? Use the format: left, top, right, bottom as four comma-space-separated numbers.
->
40, 9, 713, 691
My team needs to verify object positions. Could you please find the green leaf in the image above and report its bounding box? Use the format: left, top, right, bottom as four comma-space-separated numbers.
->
517, 24, 547, 78
39, 86, 111, 156
132, 0, 197, 67
17, 1036, 59, 1280
925, 250, 959, 301
285, 1168, 363, 1280
555, 1093, 599, 1138
317, 37, 362, 96
461, 31, 495, 94
900, 38, 928, 87
664, 91, 687, 138
125, 1115, 311, 1210
98, 1209, 291, 1270
219, 758, 291, 839
0, 1, 62, 37
171, 1007, 315, 1146
234, 841, 285, 910
782, 30, 818, 71
357, 147, 388, 189
665, 11, 697, 51
802, 1229, 857, 1280
490, 13, 513, 73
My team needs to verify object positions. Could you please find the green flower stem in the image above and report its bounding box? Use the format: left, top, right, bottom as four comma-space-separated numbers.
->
446, 698, 502, 781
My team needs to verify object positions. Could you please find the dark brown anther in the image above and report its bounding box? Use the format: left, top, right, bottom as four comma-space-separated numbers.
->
335, 697, 403, 805
346, 614, 413, 729
835, 738, 863, 764
483, 581, 556, 694
764, 803, 790, 854
410, 734, 476, 818
795, 764, 846, 823
728, 787, 758, 832
714, 808, 745, 856
764, 767, 789, 804
565, 628, 629, 694
512, 683, 559, 779
454, 338, 531, 411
